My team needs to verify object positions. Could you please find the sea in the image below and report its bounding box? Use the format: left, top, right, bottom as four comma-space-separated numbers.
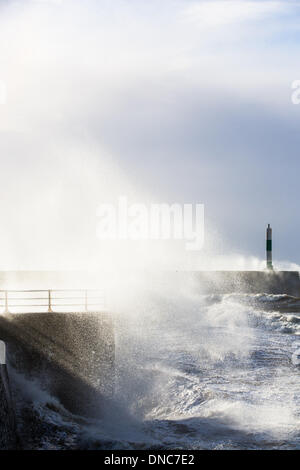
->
9, 289, 300, 450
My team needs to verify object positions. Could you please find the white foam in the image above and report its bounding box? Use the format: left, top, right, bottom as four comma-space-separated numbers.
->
292, 349, 300, 366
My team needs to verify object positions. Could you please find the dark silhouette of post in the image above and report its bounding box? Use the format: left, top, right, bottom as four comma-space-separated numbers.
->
266, 224, 273, 270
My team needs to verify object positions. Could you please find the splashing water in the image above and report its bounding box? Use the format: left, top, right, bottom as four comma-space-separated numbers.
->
9, 285, 300, 450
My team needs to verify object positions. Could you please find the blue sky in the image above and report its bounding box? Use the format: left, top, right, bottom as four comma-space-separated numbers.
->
0, 0, 300, 269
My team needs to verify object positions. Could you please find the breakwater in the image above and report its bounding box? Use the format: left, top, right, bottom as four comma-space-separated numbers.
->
0, 312, 114, 418
0, 269, 299, 296
0, 341, 18, 449
193, 270, 300, 296
142, 270, 300, 297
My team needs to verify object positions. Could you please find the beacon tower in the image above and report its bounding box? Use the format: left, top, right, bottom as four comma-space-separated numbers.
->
266, 224, 273, 270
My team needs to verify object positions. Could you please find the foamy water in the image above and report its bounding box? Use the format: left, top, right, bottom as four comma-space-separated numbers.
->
9, 292, 300, 450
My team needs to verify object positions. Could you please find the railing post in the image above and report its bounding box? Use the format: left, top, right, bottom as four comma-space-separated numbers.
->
4, 291, 9, 314
85, 290, 88, 312
48, 290, 52, 313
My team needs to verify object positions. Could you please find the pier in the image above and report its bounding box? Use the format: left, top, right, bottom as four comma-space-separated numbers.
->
0, 286, 114, 426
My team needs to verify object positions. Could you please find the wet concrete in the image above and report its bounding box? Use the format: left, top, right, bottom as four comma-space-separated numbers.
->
0, 312, 115, 418
0, 359, 18, 449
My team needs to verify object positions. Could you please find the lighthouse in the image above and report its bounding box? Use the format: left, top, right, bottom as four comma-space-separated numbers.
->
266, 224, 273, 270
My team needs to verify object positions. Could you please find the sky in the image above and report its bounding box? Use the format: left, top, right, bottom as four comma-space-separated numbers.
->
0, 0, 300, 270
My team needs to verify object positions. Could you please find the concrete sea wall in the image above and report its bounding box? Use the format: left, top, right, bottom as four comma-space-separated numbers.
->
0, 341, 18, 449
0, 312, 115, 418
193, 271, 300, 296
144, 270, 300, 297
0, 269, 299, 295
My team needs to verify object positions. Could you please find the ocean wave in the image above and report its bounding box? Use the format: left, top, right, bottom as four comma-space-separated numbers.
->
6, 290, 300, 450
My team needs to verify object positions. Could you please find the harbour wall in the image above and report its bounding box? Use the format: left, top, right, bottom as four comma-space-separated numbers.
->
191, 270, 300, 296
0, 341, 18, 449
0, 312, 115, 418
139, 270, 300, 297
0, 270, 299, 296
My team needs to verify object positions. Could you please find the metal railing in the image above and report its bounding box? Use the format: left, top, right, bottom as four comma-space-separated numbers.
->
0, 289, 106, 313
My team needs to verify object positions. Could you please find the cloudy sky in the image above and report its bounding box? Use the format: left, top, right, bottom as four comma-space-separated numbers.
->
0, 0, 300, 270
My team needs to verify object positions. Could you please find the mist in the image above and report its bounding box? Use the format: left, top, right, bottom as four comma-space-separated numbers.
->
0, 0, 300, 270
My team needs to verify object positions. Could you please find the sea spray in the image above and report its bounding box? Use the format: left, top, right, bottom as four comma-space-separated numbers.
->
6, 282, 300, 449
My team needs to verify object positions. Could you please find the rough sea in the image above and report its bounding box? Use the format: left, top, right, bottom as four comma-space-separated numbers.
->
9, 290, 300, 450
